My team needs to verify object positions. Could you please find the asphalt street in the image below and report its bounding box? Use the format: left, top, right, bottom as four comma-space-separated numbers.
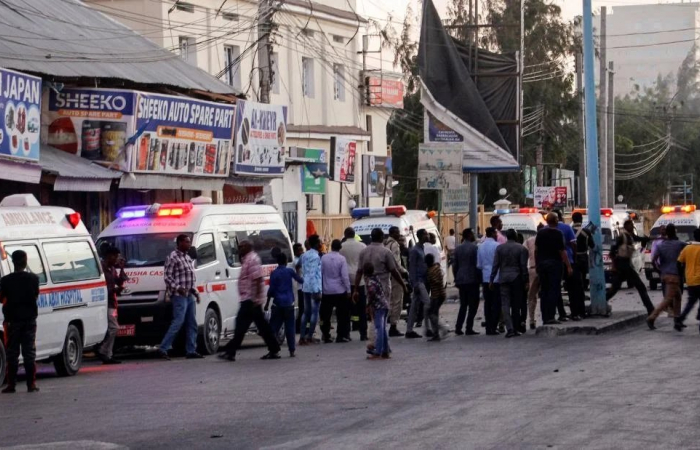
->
2, 287, 699, 449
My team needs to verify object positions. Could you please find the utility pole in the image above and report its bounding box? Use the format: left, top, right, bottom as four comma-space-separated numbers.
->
536, 126, 544, 186
583, 0, 607, 314
598, 6, 608, 207
607, 61, 615, 206
258, 0, 275, 104
576, 53, 586, 207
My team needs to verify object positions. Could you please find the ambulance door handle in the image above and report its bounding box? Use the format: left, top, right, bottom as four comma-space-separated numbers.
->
226, 268, 230, 278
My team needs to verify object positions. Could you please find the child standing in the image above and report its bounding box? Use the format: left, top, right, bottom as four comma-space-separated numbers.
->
364, 262, 390, 360
266, 253, 304, 357
425, 253, 448, 342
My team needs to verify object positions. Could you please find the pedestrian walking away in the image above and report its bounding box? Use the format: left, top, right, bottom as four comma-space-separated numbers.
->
606, 220, 655, 314
1, 250, 40, 393
571, 213, 594, 296
265, 252, 304, 357
445, 228, 457, 285
453, 228, 480, 335
426, 253, 449, 341
96, 246, 128, 365
385, 226, 409, 337
158, 234, 204, 360
320, 239, 352, 343
406, 229, 430, 338
647, 224, 686, 329
293, 243, 305, 333
298, 234, 323, 345
555, 210, 578, 321
524, 224, 543, 329
478, 227, 502, 335
536, 214, 572, 325
219, 240, 281, 361
675, 229, 700, 332
491, 229, 528, 338
562, 211, 589, 321
485, 215, 507, 245
340, 227, 368, 340
365, 263, 391, 360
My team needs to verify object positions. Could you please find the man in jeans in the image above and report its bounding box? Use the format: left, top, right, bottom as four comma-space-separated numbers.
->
320, 239, 352, 343
675, 229, 700, 331
406, 229, 430, 338
219, 240, 281, 361
607, 220, 655, 314
96, 246, 128, 365
536, 214, 572, 325
478, 228, 501, 335
647, 224, 686, 329
158, 235, 204, 360
385, 226, 408, 337
299, 235, 323, 344
453, 228, 480, 335
490, 229, 528, 338
340, 228, 367, 340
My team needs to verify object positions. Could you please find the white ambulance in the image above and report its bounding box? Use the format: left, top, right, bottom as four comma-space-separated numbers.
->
349, 206, 446, 275
497, 208, 546, 240
96, 197, 292, 355
0, 194, 108, 385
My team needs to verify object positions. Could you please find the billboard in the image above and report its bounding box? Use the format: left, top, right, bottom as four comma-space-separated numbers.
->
442, 187, 470, 213
363, 154, 392, 198
0, 69, 41, 162
418, 144, 463, 190
46, 88, 135, 169
330, 136, 356, 183
425, 111, 463, 143
368, 77, 404, 109
134, 92, 234, 176
299, 148, 327, 195
233, 100, 288, 176
534, 186, 568, 209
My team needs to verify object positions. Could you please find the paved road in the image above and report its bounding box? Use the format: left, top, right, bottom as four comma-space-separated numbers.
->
2, 288, 699, 449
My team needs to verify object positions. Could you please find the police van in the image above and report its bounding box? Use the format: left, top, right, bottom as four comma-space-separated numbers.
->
0, 194, 108, 385
645, 205, 700, 289
96, 197, 292, 355
349, 206, 446, 275
497, 208, 546, 240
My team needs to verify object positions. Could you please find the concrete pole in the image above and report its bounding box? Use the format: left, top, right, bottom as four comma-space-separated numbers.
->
576, 53, 587, 207
258, 0, 274, 104
607, 61, 615, 206
598, 6, 608, 208
469, 174, 478, 231
583, 0, 608, 314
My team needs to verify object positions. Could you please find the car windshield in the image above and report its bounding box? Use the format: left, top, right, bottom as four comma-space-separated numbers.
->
649, 226, 696, 244
601, 228, 613, 249
96, 233, 188, 267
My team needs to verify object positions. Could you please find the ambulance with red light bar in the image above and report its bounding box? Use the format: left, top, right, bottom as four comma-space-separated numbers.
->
645, 205, 700, 289
349, 206, 446, 275
96, 197, 292, 355
0, 194, 108, 385
497, 208, 546, 240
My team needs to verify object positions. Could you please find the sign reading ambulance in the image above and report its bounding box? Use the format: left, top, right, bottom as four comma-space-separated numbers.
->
1, 68, 42, 162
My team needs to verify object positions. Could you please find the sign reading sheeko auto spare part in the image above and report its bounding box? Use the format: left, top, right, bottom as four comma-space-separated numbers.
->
135, 92, 234, 177
1, 68, 41, 162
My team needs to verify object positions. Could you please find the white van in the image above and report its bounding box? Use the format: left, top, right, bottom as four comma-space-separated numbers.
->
0, 194, 108, 385
498, 208, 546, 240
96, 197, 292, 355
349, 206, 446, 275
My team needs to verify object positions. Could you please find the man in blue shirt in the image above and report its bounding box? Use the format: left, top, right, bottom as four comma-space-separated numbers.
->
266, 253, 304, 356
406, 229, 429, 338
478, 227, 502, 335
299, 235, 322, 345
555, 210, 578, 321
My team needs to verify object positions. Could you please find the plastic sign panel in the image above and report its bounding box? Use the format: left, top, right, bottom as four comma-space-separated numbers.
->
368, 77, 404, 109
442, 187, 470, 213
300, 148, 327, 194
233, 100, 288, 176
363, 154, 393, 198
534, 186, 568, 209
330, 136, 356, 183
0, 68, 41, 162
135, 92, 234, 176
425, 111, 463, 143
418, 144, 463, 190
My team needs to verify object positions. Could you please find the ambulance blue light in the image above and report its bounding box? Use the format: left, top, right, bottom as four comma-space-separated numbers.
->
351, 206, 407, 219
117, 206, 148, 219
494, 209, 513, 215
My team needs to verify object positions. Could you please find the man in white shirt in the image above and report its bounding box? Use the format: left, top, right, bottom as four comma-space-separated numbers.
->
445, 229, 457, 285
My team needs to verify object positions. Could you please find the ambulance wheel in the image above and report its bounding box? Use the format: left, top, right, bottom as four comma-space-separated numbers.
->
0, 338, 6, 386
54, 324, 83, 377
198, 307, 221, 355
650, 280, 658, 291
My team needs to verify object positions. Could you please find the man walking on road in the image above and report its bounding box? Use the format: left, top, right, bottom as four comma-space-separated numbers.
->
266, 252, 304, 357
648, 224, 686, 329
524, 224, 543, 329
606, 220, 655, 314
478, 228, 501, 335
96, 246, 128, 365
536, 214, 572, 325
1, 250, 40, 393
385, 226, 407, 337
491, 229, 528, 338
159, 235, 204, 360
219, 240, 281, 361
675, 229, 700, 331
445, 229, 456, 285
426, 253, 449, 341
453, 228, 480, 335
567, 212, 591, 320
555, 210, 578, 321
340, 228, 367, 340
406, 229, 430, 338
320, 240, 352, 343
299, 235, 323, 345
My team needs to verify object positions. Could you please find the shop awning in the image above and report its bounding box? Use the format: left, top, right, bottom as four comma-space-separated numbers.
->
120, 173, 225, 191
224, 176, 271, 188
40, 145, 121, 192
0, 158, 41, 184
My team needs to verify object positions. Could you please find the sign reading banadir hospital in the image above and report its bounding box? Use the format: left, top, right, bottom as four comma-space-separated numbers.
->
0, 68, 41, 162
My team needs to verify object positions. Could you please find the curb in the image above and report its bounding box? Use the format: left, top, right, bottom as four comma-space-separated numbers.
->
535, 311, 648, 336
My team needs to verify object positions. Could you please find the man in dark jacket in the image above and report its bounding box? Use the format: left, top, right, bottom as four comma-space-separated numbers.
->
1, 250, 40, 393
490, 230, 529, 338
96, 246, 128, 364
452, 228, 480, 335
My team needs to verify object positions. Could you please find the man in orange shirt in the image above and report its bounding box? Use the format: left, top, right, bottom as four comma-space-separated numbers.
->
675, 229, 700, 332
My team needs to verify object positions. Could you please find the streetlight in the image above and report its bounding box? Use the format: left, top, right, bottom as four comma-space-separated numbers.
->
499, 188, 507, 197
617, 195, 624, 203
347, 199, 357, 211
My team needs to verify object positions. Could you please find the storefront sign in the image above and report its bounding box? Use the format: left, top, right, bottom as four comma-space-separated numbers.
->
330, 137, 356, 183
0, 68, 42, 162
135, 92, 234, 177
418, 144, 462, 190
534, 186, 568, 209
368, 77, 404, 109
46, 88, 135, 169
442, 187, 470, 213
233, 100, 288, 176
363, 154, 392, 198
298, 148, 327, 194
425, 111, 463, 143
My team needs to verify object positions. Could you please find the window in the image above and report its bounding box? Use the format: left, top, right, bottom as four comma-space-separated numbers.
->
282, 202, 298, 244
333, 64, 345, 101
222, 12, 239, 21
240, 230, 291, 265
4, 244, 47, 285
196, 233, 217, 266
224, 45, 241, 89
366, 115, 373, 152
175, 2, 195, 13
332, 35, 345, 44
179, 36, 196, 64
302, 57, 315, 98
96, 233, 186, 268
301, 28, 315, 38
219, 231, 240, 267
270, 52, 280, 95
43, 241, 100, 283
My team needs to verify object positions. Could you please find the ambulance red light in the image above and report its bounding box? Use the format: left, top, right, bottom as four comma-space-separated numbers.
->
385, 206, 407, 217
601, 208, 613, 217
157, 203, 192, 217
661, 205, 697, 214
519, 208, 538, 214
67, 212, 81, 228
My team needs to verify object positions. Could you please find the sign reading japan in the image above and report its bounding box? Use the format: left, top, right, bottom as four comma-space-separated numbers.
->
0, 68, 41, 161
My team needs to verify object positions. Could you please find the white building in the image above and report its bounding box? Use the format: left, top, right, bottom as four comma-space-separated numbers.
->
601, 2, 700, 96
85, 0, 403, 241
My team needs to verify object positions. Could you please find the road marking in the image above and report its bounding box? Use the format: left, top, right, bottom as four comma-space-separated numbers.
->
2, 441, 127, 450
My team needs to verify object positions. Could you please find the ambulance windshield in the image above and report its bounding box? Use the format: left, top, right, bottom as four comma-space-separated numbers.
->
97, 233, 187, 267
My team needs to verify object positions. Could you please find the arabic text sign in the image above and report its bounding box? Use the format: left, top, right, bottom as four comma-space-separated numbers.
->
330, 136, 356, 183
442, 187, 470, 213
1, 68, 42, 161
534, 186, 568, 209
233, 100, 288, 176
